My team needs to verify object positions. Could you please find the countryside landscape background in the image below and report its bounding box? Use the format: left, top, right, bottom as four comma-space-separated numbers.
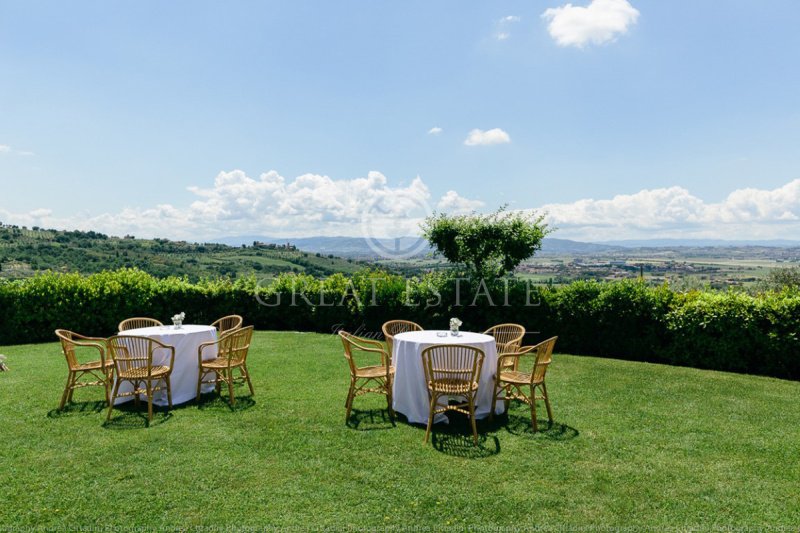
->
3, 1, 800, 528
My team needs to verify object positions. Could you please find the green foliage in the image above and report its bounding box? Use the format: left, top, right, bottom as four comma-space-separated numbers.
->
757, 266, 800, 291
421, 207, 549, 278
2, 268, 800, 380
0, 224, 365, 280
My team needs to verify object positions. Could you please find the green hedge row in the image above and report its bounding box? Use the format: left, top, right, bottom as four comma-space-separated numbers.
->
1, 268, 799, 380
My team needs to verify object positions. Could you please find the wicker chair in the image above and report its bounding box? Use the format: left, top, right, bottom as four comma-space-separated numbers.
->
106, 335, 175, 422
483, 323, 525, 370
339, 330, 395, 423
54, 329, 113, 409
381, 320, 423, 358
490, 337, 557, 431
197, 326, 254, 407
118, 317, 163, 332
421, 344, 485, 445
211, 315, 243, 335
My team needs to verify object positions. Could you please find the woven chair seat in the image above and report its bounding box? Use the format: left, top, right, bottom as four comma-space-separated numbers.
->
118, 366, 170, 380
498, 370, 543, 385
355, 364, 395, 379
201, 357, 245, 369
76, 360, 113, 371
428, 378, 478, 395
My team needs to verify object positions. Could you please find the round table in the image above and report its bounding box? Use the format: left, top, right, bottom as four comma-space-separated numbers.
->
114, 324, 218, 406
391, 330, 500, 425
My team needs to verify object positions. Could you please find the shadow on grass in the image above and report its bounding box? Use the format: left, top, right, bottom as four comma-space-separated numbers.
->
196, 392, 256, 413
102, 401, 174, 430
501, 411, 580, 440
346, 408, 396, 431
427, 414, 501, 458
47, 400, 107, 418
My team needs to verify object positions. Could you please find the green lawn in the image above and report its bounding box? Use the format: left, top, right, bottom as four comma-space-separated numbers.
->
1, 331, 798, 528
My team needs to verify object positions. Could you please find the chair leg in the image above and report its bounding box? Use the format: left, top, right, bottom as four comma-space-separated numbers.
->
424, 394, 437, 443
242, 364, 255, 395
227, 370, 236, 407
468, 393, 479, 445
344, 379, 355, 423
542, 382, 554, 424
106, 379, 121, 420
67, 372, 78, 404
166, 376, 173, 410
104, 370, 112, 406
385, 387, 394, 421
59, 372, 73, 410
489, 382, 499, 421
530, 386, 538, 432
146, 382, 153, 422
196, 368, 204, 402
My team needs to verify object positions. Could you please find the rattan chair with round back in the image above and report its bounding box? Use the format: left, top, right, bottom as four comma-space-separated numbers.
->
210, 315, 243, 336
381, 319, 423, 359
490, 336, 557, 432
106, 335, 175, 423
339, 330, 395, 424
197, 325, 254, 407
483, 323, 525, 370
54, 329, 113, 409
421, 344, 485, 445
118, 317, 163, 332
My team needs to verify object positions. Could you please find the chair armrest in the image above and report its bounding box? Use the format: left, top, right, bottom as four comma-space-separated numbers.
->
198, 339, 220, 361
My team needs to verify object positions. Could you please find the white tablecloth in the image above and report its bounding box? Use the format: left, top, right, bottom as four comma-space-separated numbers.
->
391, 330, 500, 425
114, 324, 218, 406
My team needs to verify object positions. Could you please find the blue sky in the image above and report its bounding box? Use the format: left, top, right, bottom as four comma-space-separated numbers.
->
1, 0, 800, 241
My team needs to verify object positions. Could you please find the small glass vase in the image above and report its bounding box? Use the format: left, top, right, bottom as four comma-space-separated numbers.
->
172, 320, 183, 329
450, 327, 459, 336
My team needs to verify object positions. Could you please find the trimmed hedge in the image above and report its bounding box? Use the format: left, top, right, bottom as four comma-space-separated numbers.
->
1, 268, 799, 380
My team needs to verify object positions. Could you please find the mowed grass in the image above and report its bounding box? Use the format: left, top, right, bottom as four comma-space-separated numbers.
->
1, 331, 799, 528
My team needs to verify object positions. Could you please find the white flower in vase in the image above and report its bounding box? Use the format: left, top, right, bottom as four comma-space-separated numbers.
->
171, 312, 186, 328
449, 318, 462, 335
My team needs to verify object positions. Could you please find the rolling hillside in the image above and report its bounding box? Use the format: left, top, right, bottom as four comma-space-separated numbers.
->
0, 224, 366, 280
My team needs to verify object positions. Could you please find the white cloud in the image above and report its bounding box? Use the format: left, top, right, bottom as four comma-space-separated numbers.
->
464, 128, 511, 146
0, 170, 484, 240
427, 127, 443, 135
437, 191, 485, 215
495, 15, 520, 40
0, 144, 34, 156
536, 179, 800, 240
542, 0, 639, 48
5, 171, 800, 243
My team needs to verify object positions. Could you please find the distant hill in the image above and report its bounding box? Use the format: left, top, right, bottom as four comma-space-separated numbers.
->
211, 235, 620, 257
0, 225, 366, 280
599, 238, 800, 248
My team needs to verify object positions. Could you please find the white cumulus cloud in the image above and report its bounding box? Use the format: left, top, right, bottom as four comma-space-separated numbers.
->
437, 191, 485, 215
427, 127, 443, 135
542, 0, 639, 48
0, 170, 485, 241
536, 179, 800, 240
464, 128, 511, 146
